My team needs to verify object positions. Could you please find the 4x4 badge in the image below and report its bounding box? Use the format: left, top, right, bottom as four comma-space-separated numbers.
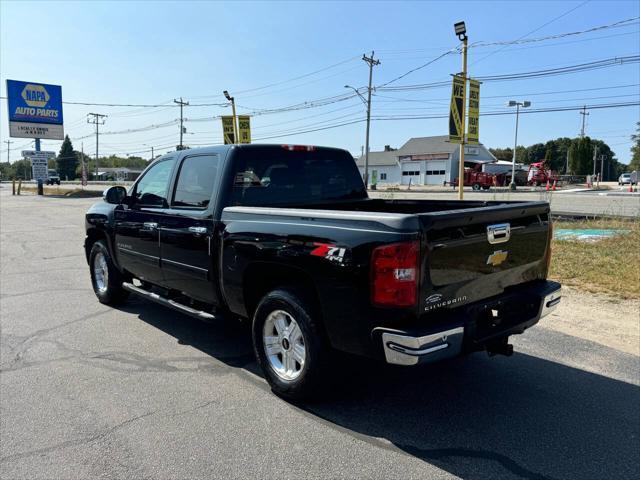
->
486, 250, 508, 266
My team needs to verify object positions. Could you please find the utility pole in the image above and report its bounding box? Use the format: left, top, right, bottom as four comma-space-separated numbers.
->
174, 98, 189, 149
87, 113, 107, 176
600, 154, 605, 182
4, 140, 12, 163
580, 106, 589, 138
565, 149, 569, 175
362, 51, 380, 189
592, 145, 598, 181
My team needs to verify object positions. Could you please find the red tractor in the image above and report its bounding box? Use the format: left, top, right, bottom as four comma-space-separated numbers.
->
453, 164, 497, 190
527, 161, 559, 187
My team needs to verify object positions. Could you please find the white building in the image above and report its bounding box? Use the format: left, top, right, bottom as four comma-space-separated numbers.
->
356, 135, 497, 186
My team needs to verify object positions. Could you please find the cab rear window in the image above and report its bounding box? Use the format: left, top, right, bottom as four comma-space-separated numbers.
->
229, 147, 366, 206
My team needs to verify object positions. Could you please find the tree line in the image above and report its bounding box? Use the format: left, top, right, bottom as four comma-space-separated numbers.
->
489, 129, 639, 181
0, 135, 152, 180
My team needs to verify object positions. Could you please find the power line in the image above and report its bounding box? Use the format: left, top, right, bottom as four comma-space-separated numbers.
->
378, 55, 640, 91
376, 48, 456, 88
85, 101, 639, 157
470, 0, 592, 65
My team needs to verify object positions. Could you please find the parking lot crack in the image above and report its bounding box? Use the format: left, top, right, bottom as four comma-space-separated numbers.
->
0, 410, 157, 464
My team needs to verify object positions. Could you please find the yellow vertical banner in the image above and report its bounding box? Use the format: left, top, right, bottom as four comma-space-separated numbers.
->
448, 75, 464, 144
238, 115, 251, 144
222, 116, 235, 144
467, 79, 480, 144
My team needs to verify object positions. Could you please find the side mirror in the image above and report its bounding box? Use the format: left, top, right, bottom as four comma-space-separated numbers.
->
103, 186, 128, 205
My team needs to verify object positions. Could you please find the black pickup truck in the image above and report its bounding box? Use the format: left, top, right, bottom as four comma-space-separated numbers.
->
85, 144, 561, 399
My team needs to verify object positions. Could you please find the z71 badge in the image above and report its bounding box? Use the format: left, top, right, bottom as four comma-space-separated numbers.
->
310, 243, 346, 264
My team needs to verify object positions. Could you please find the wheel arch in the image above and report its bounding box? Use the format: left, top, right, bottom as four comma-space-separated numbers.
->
242, 262, 324, 327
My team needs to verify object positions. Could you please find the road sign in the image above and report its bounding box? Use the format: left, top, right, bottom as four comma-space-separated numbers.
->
6, 80, 64, 140
22, 150, 55, 182
467, 79, 480, 145
238, 115, 251, 144
222, 116, 235, 144
448, 75, 464, 144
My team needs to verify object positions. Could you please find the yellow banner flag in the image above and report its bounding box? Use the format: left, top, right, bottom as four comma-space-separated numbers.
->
238, 115, 251, 144
467, 79, 480, 145
222, 116, 235, 144
448, 75, 464, 144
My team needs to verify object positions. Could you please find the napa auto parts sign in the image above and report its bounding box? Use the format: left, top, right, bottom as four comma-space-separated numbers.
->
6, 80, 64, 140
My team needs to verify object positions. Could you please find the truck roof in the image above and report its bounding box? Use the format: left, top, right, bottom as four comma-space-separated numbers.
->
156, 143, 350, 161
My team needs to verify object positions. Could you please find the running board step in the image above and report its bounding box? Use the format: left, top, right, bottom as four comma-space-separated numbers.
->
122, 282, 219, 322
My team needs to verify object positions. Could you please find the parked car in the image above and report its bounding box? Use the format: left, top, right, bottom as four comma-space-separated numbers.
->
618, 173, 631, 185
46, 169, 61, 185
84, 144, 561, 400
631, 171, 638, 186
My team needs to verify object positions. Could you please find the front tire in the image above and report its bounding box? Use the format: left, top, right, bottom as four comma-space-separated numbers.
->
252, 288, 329, 401
472, 183, 481, 191
89, 240, 129, 305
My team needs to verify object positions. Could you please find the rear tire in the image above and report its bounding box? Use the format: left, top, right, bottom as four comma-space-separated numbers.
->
472, 183, 481, 191
252, 288, 329, 401
89, 240, 129, 305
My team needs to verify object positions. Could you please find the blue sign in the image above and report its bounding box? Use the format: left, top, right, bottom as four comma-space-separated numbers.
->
6, 80, 63, 125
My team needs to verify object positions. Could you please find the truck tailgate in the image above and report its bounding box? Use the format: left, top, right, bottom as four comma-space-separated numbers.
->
419, 201, 551, 313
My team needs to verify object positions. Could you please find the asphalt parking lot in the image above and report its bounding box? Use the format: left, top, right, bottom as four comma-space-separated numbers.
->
1, 187, 638, 480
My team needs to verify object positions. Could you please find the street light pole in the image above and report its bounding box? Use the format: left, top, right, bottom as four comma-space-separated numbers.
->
507, 100, 530, 190
455, 26, 468, 201
511, 103, 520, 190
223, 90, 238, 144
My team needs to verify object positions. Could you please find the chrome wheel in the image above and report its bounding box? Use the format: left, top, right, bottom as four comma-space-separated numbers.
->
93, 251, 109, 293
262, 309, 306, 381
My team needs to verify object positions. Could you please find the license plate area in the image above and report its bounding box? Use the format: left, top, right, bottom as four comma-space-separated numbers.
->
467, 293, 538, 342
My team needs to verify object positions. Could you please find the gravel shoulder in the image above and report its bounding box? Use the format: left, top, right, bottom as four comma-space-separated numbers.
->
541, 286, 640, 356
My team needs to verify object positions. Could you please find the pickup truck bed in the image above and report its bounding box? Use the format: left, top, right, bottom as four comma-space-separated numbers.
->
85, 144, 561, 400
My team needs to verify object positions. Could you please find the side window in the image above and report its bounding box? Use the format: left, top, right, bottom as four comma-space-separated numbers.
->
133, 159, 175, 207
172, 155, 219, 209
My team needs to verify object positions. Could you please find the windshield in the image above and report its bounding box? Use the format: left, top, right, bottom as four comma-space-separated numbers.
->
229, 147, 366, 207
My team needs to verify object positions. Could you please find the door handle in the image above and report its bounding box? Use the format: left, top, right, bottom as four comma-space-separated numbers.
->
188, 226, 208, 234
143, 222, 158, 230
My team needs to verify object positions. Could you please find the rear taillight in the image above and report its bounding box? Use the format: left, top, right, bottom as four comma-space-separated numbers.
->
371, 241, 419, 307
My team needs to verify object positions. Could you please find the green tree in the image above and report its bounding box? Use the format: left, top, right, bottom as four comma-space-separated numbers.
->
526, 143, 546, 164
489, 148, 513, 161
630, 121, 640, 171
56, 135, 78, 180
10, 159, 33, 180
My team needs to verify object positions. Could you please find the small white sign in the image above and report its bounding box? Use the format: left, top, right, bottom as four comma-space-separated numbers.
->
10, 122, 64, 140
22, 150, 55, 183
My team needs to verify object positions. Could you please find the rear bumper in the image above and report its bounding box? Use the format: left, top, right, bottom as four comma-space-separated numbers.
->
374, 280, 561, 366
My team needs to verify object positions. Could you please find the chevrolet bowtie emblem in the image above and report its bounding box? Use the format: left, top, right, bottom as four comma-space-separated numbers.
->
487, 250, 508, 267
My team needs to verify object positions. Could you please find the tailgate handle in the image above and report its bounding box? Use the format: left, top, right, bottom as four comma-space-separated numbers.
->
487, 223, 511, 244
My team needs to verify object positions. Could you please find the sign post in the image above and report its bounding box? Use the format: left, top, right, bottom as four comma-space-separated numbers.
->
7, 80, 64, 195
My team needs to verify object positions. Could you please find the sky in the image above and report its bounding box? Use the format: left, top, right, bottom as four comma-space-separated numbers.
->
1, 0, 639, 164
